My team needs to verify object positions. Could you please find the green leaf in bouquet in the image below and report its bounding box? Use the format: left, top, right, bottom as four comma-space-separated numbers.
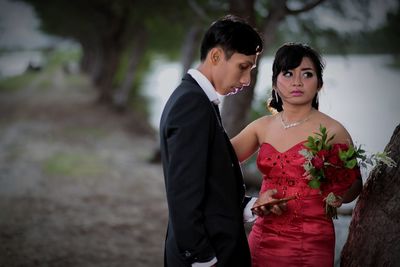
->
339, 150, 348, 161
305, 136, 317, 152
309, 170, 319, 181
344, 158, 357, 169
317, 140, 323, 151
327, 134, 335, 144
320, 125, 327, 134
308, 179, 321, 189
321, 131, 327, 144
346, 147, 355, 158
355, 146, 365, 155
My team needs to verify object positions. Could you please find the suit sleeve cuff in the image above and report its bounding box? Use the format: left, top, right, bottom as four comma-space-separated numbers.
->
192, 257, 217, 267
243, 197, 258, 223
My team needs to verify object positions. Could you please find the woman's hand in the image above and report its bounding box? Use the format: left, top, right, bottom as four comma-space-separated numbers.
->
252, 189, 287, 216
329, 195, 343, 208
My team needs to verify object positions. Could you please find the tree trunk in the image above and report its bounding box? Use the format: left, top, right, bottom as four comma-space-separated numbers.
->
180, 23, 203, 75
221, 72, 258, 138
80, 42, 103, 85
94, 40, 121, 104
113, 29, 148, 110
341, 124, 400, 266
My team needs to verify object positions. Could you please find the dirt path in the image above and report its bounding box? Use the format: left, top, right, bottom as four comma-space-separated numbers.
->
0, 68, 167, 266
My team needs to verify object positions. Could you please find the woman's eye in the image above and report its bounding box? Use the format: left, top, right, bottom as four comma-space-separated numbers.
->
303, 71, 314, 78
283, 71, 292, 77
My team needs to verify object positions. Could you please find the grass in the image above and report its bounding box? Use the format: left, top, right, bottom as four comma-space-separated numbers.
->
62, 126, 108, 140
0, 72, 38, 92
0, 48, 82, 93
43, 152, 108, 177
45, 48, 81, 69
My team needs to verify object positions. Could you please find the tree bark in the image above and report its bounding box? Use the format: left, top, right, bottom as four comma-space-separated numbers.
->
95, 41, 121, 104
113, 29, 148, 110
180, 24, 203, 75
79, 40, 103, 84
341, 124, 400, 266
79, 38, 121, 105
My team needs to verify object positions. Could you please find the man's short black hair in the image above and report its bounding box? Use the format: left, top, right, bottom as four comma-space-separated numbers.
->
200, 14, 263, 61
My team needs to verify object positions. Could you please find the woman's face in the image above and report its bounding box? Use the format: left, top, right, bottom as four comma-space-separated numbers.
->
276, 56, 319, 106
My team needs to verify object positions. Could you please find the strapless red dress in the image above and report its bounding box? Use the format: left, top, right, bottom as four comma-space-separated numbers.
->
248, 142, 357, 267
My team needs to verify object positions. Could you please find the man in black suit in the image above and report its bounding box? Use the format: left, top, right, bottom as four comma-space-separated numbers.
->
160, 15, 277, 267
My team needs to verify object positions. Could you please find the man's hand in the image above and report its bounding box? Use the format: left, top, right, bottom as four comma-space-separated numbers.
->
251, 189, 286, 216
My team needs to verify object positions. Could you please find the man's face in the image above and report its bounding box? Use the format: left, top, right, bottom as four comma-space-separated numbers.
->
213, 52, 258, 96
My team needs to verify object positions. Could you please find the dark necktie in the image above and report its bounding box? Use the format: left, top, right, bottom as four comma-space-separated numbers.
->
212, 103, 222, 126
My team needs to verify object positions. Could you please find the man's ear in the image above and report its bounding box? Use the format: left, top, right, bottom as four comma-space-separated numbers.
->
209, 48, 222, 65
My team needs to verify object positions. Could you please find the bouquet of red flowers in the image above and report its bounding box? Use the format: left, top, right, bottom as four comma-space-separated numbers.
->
299, 125, 396, 218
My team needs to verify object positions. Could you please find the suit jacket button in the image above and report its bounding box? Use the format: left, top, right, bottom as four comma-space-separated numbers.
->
185, 251, 191, 257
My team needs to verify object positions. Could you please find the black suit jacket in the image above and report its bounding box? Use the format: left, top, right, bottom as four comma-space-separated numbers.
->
159, 74, 251, 266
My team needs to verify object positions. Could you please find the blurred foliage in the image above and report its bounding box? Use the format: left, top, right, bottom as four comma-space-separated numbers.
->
351, 2, 400, 55
46, 48, 81, 68
260, 0, 400, 56
43, 152, 108, 177
0, 71, 37, 92
62, 126, 107, 140
6, 0, 400, 116
0, 48, 82, 92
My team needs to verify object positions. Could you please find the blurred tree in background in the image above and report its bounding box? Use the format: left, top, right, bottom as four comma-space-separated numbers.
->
19, 0, 194, 110
15, 0, 399, 133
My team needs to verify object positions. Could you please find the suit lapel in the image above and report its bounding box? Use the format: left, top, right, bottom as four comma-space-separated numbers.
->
213, 103, 246, 201
184, 74, 246, 202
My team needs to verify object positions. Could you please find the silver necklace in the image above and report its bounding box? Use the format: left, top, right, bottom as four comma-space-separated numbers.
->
280, 112, 312, 129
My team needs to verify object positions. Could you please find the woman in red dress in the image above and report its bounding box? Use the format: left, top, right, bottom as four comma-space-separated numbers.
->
231, 43, 363, 266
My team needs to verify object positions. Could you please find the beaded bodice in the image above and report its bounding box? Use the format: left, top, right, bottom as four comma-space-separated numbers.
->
256, 141, 319, 200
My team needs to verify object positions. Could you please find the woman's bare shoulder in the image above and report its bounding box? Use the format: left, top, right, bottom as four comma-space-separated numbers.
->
248, 114, 275, 128
243, 114, 277, 142
317, 112, 353, 145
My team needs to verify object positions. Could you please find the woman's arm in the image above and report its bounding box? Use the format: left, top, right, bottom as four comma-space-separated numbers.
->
341, 178, 362, 203
231, 119, 261, 163
329, 120, 363, 204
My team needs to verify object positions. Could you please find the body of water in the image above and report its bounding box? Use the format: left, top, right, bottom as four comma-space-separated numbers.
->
0, 51, 44, 78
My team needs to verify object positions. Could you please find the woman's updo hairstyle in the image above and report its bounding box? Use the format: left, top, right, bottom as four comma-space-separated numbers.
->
268, 42, 325, 113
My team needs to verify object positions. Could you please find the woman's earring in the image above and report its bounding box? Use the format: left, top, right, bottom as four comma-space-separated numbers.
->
315, 94, 319, 104
274, 89, 279, 103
